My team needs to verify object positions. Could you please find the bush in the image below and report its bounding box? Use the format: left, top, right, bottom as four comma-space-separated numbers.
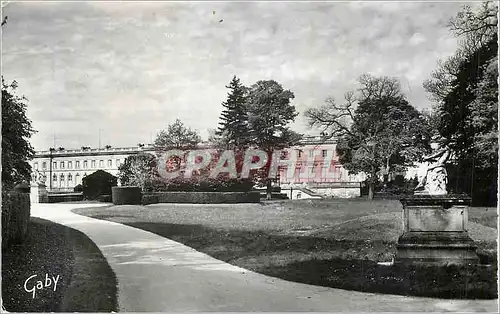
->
74, 184, 84, 192
118, 153, 157, 188
2, 191, 30, 248
112, 186, 142, 205
82, 170, 117, 200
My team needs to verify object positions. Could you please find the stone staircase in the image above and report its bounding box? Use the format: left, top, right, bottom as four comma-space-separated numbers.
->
297, 187, 324, 198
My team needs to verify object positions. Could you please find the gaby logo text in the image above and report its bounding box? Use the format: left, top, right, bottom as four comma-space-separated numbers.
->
24, 274, 60, 299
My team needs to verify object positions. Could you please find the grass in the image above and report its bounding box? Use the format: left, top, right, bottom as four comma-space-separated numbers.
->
468, 207, 498, 229
73, 199, 498, 299
2, 217, 118, 312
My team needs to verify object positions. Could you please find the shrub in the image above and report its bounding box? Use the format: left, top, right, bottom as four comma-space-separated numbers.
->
2, 191, 30, 248
118, 153, 157, 191
82, 170, 117, 200
73, 184, 84, 192
112, 186, 142, 205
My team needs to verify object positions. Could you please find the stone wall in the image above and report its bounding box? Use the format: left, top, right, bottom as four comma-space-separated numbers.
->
310, 187, 361, 198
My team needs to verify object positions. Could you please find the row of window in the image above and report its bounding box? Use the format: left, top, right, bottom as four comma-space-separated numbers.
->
32, 172, 87, 183
34, 159, 121, 170
50, 173, 86, 182
287, 149, 330, 158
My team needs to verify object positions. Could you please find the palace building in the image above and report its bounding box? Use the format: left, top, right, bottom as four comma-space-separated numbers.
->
30, 145, 149, 192
29, 136, 368, 198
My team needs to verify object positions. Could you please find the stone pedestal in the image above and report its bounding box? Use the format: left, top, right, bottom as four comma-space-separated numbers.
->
395, 194, 479, 266
30, 183, 48, 203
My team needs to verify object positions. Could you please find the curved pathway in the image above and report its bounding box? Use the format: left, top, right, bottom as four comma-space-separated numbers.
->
31, 203, 498, 312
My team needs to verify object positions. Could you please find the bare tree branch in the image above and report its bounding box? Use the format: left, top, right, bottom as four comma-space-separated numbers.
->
304, 93, 358, 140
448, 1, 498, 53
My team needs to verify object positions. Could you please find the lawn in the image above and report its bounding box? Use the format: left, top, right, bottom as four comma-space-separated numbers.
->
468, 206, 498, 229
2, 217, 118, 312
73, 199, 498, 299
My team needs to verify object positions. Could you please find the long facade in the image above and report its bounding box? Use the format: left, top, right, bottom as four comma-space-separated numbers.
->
29, 136, 367, 196
30, 145, 151, 192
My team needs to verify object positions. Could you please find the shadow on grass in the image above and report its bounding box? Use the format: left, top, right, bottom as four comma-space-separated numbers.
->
90, 218, 497, 300
265, 258, 497, 300
2, 217, 118, 312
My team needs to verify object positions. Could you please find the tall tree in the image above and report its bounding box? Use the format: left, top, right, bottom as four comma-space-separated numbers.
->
246, 80, 302, 199
216, 76, 250, 148
305, 74, 430, 199
154, 119, 202, 151
449, 1, 498, 54
424, 1, 498, 205
2, 79, 37, 190
424, 2, 497, 104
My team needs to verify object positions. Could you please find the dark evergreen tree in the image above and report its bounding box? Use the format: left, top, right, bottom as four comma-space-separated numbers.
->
424, 2, 498, 206
82, 170, 117, 200
2, 79, 36, 190
216, 76, 250, 148
437, 35, 497, 205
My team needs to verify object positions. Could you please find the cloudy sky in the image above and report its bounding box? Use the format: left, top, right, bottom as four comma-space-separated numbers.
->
2, 1, 473, 151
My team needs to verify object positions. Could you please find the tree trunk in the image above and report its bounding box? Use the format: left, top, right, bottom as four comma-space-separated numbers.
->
266, 179, 272, 200
368, 182, 374, 200
384, 157, 390, 189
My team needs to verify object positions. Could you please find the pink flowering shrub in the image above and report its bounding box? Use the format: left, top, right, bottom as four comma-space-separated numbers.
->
145, 150, 255, 192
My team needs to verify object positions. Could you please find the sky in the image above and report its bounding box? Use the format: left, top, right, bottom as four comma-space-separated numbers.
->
2, 1, 474, 151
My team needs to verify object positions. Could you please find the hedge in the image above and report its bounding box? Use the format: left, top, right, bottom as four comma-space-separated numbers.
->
142, 191, 261, 204
112, 186, 142, 205
2, 191, 30, 248
146, 177, 255, 193
141, 194, 159, 205
48, 193, 83, 203
97, 195, 112, 203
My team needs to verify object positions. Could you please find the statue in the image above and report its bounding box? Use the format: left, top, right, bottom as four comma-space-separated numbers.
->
34, 169, 47, 186
414, 143, 451, 196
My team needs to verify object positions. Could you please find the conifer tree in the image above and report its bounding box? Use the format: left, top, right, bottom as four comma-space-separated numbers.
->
216, 76, 250, 149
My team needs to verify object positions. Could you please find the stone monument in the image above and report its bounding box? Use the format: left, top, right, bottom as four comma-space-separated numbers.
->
395, 142, 479, 265
30, 170, 49, 203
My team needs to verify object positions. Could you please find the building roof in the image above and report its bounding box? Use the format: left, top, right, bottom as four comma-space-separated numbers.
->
33, 135, 337, 157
